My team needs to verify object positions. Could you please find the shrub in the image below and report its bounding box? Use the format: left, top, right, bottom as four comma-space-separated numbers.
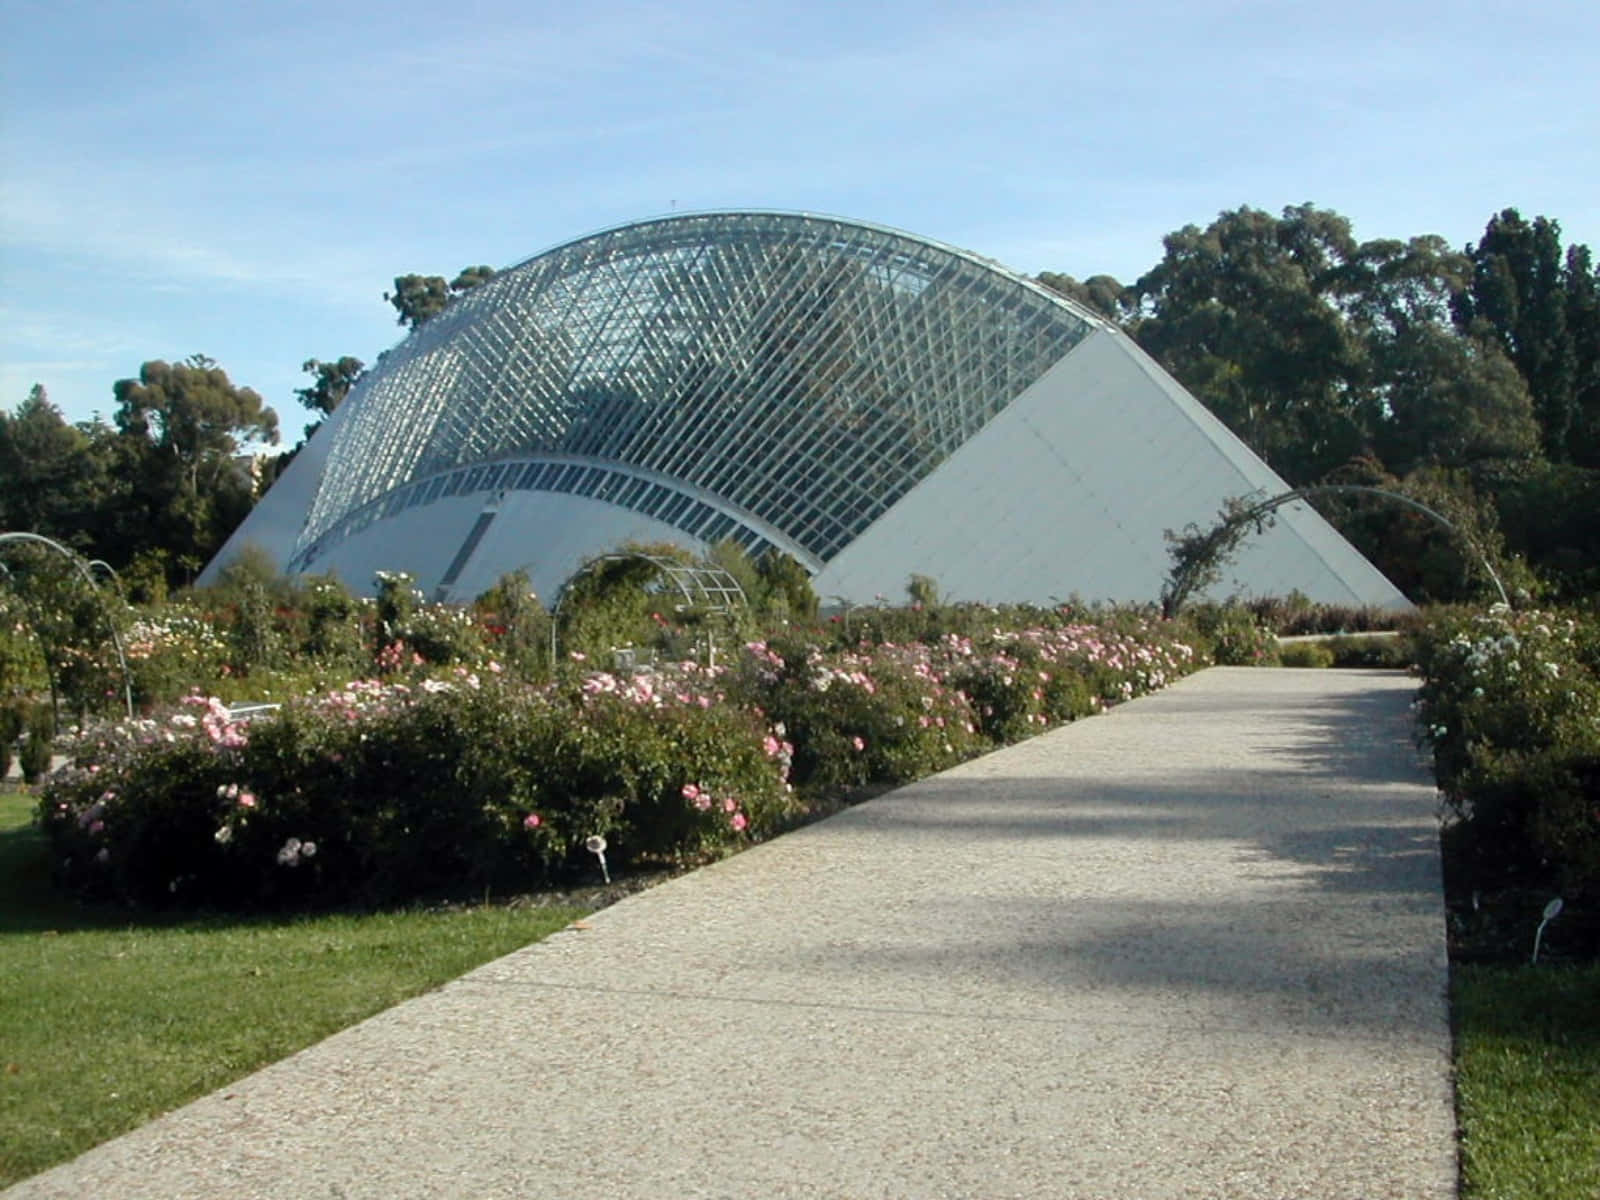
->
1414, 606, 1600, 892
0, 590, 49, 700
34, 605, 1206, 913
1321, 635, 1412, 669
38, 672, 799, 910
1277, 642, 1335, 669
473, 571, 550, 680
19, 704, 54, 783
1185, 604, 1280, 666
732, 636, 982, 790
727, 618, 1198, 790
1245, 596, 1408, 637
301, 574, 365, 667
123, 608, 230, 706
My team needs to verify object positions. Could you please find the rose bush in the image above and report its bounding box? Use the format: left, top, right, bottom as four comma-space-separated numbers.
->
39, 670, 796, 909
1413, 605, 1600, 892
37, 606, 1206, 912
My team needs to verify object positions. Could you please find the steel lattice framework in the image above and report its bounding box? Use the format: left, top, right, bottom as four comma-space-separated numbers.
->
291, 212, 1098, 573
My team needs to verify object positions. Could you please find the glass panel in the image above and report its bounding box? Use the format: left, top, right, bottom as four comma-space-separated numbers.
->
297, 213, 1092, 567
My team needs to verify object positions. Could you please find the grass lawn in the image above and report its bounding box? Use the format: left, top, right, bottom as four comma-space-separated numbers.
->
1453, 963, 1600, 1200
0, 786, 586, 1189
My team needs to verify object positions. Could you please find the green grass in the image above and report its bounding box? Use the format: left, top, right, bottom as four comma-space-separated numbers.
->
0, 786, 585, 1188
1454, 963, 1600, 1200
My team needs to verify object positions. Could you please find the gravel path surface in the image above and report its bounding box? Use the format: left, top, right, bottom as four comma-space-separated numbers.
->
7, 667, 1456, 1199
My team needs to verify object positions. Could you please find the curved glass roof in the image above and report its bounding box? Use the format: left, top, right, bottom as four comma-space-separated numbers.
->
296, 211, 1099, 566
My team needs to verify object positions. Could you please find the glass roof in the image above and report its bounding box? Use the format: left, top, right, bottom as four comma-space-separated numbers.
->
297, 212, 1096, 566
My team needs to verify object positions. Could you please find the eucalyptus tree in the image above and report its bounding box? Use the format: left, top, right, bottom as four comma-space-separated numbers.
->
1126, 205, 1376, 484
109, 355, 278, 580
384, 265, 498, 329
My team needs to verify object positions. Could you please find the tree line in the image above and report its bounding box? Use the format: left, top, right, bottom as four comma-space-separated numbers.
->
3, 207, 1596, 601
1038, 205, 1599, 600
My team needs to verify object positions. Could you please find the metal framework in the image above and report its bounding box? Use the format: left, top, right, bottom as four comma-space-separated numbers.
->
1162, 486, 1509, 613
291, 212, 1100, 574
549, 552, 747, 663
0, 532, 136, 723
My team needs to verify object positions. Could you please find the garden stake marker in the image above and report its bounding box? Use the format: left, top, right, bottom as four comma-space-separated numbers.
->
1531, 897, 1563, 965
585, 834, 611, 884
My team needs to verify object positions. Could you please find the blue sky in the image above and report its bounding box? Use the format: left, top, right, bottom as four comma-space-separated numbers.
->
3, 0, 1597, 434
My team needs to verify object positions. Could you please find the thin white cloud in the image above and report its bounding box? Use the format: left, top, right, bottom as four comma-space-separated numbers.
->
0, 160, 387, 312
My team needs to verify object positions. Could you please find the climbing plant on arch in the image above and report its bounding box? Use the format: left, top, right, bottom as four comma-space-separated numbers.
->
1160, 485, 1510, 617
0, 532, 135, 727
550, 550, 748, 666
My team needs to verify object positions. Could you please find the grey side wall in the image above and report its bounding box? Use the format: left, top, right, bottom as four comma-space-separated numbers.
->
813, 328, 1410, 608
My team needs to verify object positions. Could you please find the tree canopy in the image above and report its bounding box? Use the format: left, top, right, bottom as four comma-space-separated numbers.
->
0, 386, 114, 551
1038, 202, 1600, 599
384, 265, 498, 329
295, 356, 365, 418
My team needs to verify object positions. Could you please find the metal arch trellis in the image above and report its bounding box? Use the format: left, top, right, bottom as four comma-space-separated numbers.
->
549, 552, 748, 664
1161, 485, 1510, 615
0, 532, 136, 724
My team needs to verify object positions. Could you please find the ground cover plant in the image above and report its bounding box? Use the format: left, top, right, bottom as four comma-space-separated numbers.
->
0, 786, 584, 1189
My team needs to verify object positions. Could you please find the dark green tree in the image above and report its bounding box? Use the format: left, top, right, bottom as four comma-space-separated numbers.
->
450, 265, 497, 293
295, 356, 364, 417
0, 386, 115, 548
385, 266, 499, 329
385, 274, 451, 329
1128, 204, 1375, 482
1370, 325, 1539, 475
1035, 272, 1130, 322
1454, 210, 1581, 460
260, 355, 366, 490
1561, 242, 1600, 467
1338, 236, 1539, 474
109, 355, 278, 581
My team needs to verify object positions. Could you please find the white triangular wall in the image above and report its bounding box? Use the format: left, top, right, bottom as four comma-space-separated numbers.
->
813, 327, 1410, 608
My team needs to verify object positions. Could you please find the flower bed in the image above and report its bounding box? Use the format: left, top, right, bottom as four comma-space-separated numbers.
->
37, 611, 1204, 912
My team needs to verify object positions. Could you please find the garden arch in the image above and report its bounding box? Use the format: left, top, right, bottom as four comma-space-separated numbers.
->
0, 532, 136, 724
549, 552, 747, 664
1160, 485, 1509, 616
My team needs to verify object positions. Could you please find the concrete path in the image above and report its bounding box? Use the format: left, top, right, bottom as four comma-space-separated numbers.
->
7, 668, 1457, 1199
